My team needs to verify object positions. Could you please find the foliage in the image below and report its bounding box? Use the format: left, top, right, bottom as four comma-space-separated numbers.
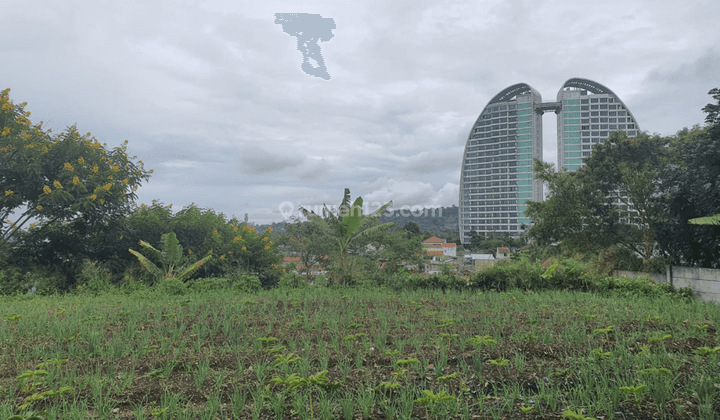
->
125, 202, 282, 287
128, 232, 212, 284
281, 219, 333, 281
526, 89, 720, 268
1, 88, 152, 287
300, 188, 394, 285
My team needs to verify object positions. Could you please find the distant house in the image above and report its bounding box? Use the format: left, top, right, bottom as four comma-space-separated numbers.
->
466, 253, 496, 272
422, 236, 457, 257
496, 247, 511, 259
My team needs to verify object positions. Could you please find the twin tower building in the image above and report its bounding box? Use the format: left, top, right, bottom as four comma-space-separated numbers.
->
458, 78, 641, 244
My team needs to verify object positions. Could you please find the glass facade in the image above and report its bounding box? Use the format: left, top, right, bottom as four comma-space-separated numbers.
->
459, 78, 641, 245
556, 78, 641, 171
458, 83, 542, 244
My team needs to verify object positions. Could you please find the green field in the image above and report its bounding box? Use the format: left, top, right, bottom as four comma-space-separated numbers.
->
1, 287, 719, 419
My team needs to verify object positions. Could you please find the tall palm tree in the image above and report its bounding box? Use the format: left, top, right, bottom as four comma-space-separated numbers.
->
300, 188, 393, 285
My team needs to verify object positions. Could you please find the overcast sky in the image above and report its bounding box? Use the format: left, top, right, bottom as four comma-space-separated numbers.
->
3, 0, 719, 224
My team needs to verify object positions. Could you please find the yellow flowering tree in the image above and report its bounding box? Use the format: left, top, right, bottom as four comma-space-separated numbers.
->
1, 88, 152, 286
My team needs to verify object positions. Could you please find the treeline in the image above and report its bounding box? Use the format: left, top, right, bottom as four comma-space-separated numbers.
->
525, 88, 720, 270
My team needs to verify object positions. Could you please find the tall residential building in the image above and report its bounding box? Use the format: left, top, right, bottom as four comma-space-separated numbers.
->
458, 83, 543, 242
459, 78, 640, 244
556, 78, 641, 171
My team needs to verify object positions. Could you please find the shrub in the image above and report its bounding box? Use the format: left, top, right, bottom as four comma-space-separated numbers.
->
189, 277, 230, 293
469, 258, 543, 291
76, 260, 114, 296
158, 277, 187, 296
230, 272, 263, 293
277, 271, 308, 289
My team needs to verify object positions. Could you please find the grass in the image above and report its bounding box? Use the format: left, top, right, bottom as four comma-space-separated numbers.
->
0, 286, 719, 419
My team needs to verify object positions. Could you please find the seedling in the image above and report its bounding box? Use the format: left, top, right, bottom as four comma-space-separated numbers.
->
593, 325, 614, 336
396, 358, 420, 366
562, 409, 597, 420
592, 348, 612, 359
437, 372, 460, 381
257, 337, 279, 348
620, 384, 646, 410
273, 353, 302, 367
639, 367, 671, 376
414, 390, 456, 419
693, 346, 720, 356
487, 358, 509, 367
466, 335, 497, 349
520, 405, 534, 413
5, 314, 21, 321
648, 334, 672, 343
266, 345, 286, 354
386, 349, 400, 356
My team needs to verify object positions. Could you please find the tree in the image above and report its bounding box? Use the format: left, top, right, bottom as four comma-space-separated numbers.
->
282, 218, 334, 282
300, 188, 394, 285
525, 133, 670, 270
650, 89, 720, 268
1, 88, 152, 286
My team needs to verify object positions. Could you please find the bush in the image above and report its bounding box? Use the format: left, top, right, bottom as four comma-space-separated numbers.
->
277, 271, 308, 289
229, 271, 262, 293
76, 260, 114, 296
470, 258, 543, 291
158, 277, 188, 296
189, 277, 230, 293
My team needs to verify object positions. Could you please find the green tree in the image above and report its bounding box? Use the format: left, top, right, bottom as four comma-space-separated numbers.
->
1, 88, 152, 286
651, 89, 720, 267
282, 218, 334, 282
300, 188, 394, 285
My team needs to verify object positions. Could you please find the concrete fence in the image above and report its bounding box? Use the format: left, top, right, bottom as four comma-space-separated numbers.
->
615, 266, 720, 304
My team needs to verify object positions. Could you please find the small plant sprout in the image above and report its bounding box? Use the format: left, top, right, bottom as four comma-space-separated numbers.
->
5, 314, 21, 321
273, 353, 301, 367
385, 349, 400, 356
374, 381, 402, 391
593, 326, 614, 336
257, 337, 280, 348
620, 384, 646, 410
693, 346, 720, 356
487, 358, 509, 367
592, 348, 612, 359
639, 367, 672, 376
436, 318, 457, 329
268, 371, 339, 419
414, 390, 456, 419
562, 408, 597, 420
396, 358, 420, 366
693, 324, 709, 331
266, 345, 286, 354
648, 334, 672, 343
520, 405, 534, 413
466, 335, 497, 349
647, 315, 661, 322
440, 333, 459, 340
437, 372, 460, 382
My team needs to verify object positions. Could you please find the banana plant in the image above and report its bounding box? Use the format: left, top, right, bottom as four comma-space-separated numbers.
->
300, 188, 393, 285
129, 232, 211, 284
689, 214, 720, 225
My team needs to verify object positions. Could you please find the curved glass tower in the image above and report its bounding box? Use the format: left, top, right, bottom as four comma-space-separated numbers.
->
557, 78, 641, 171
459, 78, 641, 244
458, 83, 543, 243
